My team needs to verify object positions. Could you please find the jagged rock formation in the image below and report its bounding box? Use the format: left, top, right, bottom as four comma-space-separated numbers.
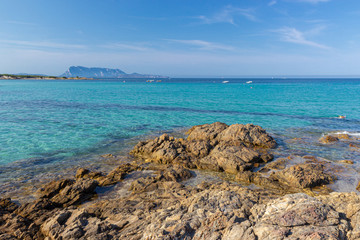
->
1, 122, 359, 239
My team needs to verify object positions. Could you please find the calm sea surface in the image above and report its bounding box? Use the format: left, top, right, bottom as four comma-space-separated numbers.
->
1, 78, 360, 196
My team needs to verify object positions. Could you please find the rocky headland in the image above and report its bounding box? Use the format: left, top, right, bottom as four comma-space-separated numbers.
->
1, 122, 360, 239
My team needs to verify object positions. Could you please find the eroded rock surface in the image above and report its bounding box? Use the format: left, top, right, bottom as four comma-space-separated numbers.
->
131, 122, 276, 175
2, 122, 358, 240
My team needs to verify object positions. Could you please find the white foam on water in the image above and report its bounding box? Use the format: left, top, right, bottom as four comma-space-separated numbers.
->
332, 131, 360, 137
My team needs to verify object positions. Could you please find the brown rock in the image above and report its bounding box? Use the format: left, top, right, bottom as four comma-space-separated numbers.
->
37, 179, 74, 199
319, 135, 339, 144
50, 179, 98, 207
338, 160, 354, 165
100, 163, 141, 186
198, 145, 261, 174
75, 168, 104, 181
36, 178, 98, 208
0, 198, 18, 214
217, 124, 277, 148
337, 134, 350, 140
274, 163, 334, 189
251, 193, 348, 240
186, 122, 228, 142
162, 165, 192, 182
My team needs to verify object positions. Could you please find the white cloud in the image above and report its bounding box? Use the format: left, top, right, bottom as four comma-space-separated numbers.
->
197, 5, 257, 25
0, 39, 86, 50
274, 27, 330, 49
166, 39, 235, 51
101, 43, 151, 51
6, 20, 37, 26
290, 0, 330, 3
269, 1, 277, 6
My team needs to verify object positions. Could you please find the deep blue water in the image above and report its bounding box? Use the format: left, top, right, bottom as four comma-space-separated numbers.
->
1, 78, 360, 195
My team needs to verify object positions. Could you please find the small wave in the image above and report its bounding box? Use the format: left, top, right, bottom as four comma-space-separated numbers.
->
333, 131, 360, 137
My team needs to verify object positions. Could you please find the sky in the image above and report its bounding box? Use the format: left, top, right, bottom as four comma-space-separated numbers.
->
0, 0, 360, 77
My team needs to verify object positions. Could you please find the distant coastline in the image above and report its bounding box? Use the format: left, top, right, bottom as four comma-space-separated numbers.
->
0, 74, 91, 80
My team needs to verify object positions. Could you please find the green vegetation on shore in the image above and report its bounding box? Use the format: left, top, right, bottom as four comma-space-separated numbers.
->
0, 74, 90, 80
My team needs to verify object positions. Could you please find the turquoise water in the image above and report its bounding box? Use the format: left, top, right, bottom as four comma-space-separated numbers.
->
1, 78, 360, 196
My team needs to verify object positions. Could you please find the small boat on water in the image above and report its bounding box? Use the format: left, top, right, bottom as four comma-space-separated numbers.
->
246, 81, 253, 84
146, 80, 155, 83
222, 81, 229, 84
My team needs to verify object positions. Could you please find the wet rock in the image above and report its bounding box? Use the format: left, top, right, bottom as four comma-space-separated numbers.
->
0, 198, 18, 214
274, 162, 334, 189
50, 179, 98, 207
75, 168, 104, 181
319, 135, 339, 144
338, 160, 354, 164
337, 134, 350, 140
101, 153, 114, 158
100, 163, 141, 186
349, 143, 360, 150
259, 157, 287, 172
251, 193, 349, 240
37, 178, 98, 207
162, 165, 192, 182
37, 179, 74, 200
16, 199, 57, 225
75, 163, 141, 187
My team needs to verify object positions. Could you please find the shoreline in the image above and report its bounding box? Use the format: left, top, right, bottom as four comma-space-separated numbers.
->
1, 122, 360, 239
1, 123, 359, 203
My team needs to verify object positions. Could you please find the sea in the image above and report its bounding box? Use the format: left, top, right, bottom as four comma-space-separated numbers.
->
1, 78, 360, 200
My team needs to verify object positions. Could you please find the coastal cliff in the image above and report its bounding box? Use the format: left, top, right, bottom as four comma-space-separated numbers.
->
1, 122, 360, 239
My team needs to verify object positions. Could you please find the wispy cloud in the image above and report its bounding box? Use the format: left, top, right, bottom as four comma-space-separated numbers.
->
167, 39, 235, 51
6, 20, 37, 26
101, 43, 151, 51
197, 5, 257, 25
268, 1, 277, 6
290, 0, 331, 3
0, 39, 86, 50
274, 27, 330, 49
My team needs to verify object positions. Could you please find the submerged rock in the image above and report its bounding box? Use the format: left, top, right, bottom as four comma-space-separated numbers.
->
319, 135, 339, 144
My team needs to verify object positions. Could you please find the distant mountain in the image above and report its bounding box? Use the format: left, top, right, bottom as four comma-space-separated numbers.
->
60, 66, 168, 79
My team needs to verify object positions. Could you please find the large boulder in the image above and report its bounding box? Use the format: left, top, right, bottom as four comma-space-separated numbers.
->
130, 122, 276, 175
198, 145, 261, 174
217, 124, 277, 148
186, 122, 228, 143
273, 162, 334, 189
37, 178, 98, 207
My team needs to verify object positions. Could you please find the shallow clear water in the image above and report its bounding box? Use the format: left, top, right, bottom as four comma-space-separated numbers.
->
1, 78, 360, 197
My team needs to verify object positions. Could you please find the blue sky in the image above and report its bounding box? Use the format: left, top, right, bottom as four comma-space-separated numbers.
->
0, 0, 360, 77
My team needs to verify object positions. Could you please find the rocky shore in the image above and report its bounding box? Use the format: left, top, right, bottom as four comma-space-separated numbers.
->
1, 122, 360, 239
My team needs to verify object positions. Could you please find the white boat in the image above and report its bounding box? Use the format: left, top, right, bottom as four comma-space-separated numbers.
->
222, 80, 229, 84
246, 81, 253, 84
